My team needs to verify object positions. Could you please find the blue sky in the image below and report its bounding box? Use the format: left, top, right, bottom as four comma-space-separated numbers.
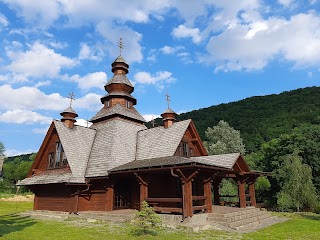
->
1, 0, 320, 156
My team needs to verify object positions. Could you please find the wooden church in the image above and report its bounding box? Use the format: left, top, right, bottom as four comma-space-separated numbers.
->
18, 52, 264, 219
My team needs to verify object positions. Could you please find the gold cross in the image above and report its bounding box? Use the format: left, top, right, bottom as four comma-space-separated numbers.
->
68, 92, 75, 107
118, 37, 124, 55
165, 92, 171, 108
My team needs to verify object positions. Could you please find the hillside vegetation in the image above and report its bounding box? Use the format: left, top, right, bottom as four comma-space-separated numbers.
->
173, 87, 320, 153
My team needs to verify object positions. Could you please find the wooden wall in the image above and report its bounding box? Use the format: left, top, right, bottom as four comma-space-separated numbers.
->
34, 184, 70, 212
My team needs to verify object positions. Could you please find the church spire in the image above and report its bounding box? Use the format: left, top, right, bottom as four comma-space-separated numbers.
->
60, 92, 78, 129
90, 39, 146, 125
161, 93, 177, 128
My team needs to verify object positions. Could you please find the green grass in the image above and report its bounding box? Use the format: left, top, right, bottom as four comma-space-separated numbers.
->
0, 200, 319, 240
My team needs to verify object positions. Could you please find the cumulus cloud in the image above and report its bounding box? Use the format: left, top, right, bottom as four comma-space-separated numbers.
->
159, 45, 184, 54
6, 42, 77, 78
70, 72, 107, 91
0, 84, 102, 111
75, 119, 93, 128
172, 25, 201, 43
278, 0, 294, 7
3, 0, 61, 29
34, 80, 51, 88
0, 13, 9, 29
78, 43, 103, 61
96, 21, 143, 63
32, 127, 49, 134
0, 109, 52, 124
201, 13, 320, 72
142, 114, 161, 122
133, 71, 175, 90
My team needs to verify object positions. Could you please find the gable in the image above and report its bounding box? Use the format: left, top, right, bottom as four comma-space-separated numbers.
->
136, 120, 191, 160
26, 121, 96, 184
54, 121, 96, 182
174, 121, 208, 157
232, 155, 251, 172
27, 122, 69, 177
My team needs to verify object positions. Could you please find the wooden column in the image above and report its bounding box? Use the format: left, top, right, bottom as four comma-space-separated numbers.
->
238, 180, 246, 208
213, 177, 221, 205
105, 185, 114, 211
135, 173, 148, 210
248, 182, 257, 207
174, 169, 198, 218
182, 180, 193, 217
33, 195, 38, 210
203, 179, 213, 213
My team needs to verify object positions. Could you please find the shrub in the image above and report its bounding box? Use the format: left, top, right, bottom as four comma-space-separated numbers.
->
130, 201, 162, 236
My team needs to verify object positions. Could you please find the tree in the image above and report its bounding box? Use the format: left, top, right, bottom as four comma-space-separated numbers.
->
3, 157, 32, 183
261, 124, 320, 192
0, 141, 5, 156
130, 201, 162, 236
204, 120, 245, 155
275, 154, 318, 212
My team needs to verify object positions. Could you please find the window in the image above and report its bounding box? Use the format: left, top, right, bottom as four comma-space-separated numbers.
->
107, 100, 110, 108
48, 153, 54, 169
48, 141, 68, 169
182, 142, 188, 156
61, 146, 68, 166
55, 142, 62, 168
126, 100, 130, 109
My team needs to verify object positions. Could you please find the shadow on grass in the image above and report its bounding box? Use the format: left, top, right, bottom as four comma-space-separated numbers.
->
0, 214, 36, 237
296, 213, 320, 221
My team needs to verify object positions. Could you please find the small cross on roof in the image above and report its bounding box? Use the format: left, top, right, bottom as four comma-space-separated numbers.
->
165, 92, 171, 108
68, 92, 75, 107
118, 38, 124, 55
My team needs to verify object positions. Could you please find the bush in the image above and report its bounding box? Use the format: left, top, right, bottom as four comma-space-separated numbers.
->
130, 201, 162, 236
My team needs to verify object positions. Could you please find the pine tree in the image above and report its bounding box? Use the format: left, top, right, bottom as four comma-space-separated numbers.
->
130, 201, 162, 236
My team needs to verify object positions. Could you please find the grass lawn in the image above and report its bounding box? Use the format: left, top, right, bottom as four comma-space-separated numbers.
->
0, 200, 319, 240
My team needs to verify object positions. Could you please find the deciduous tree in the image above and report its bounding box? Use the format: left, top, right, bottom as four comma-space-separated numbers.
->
275, 154, 318, 212
204, 120, 245, 155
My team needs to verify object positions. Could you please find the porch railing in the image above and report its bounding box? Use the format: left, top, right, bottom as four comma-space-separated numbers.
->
145, 197, 183, 213
145, 196, 208, 214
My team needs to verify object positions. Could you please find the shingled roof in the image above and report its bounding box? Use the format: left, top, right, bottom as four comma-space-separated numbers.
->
90, 104, 146, 123
105, 74, 133, 87
110, 153, 241, 172
17, 172, 72, 185
85, 118, 147, 178
54, 121, 96, 183
136, 120, 191, 160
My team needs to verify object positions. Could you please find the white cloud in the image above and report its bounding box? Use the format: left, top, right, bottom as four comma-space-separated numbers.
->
159, 45, 184, 54
78, 43, 103, 61
4, 148, 36, 157
142, 114, 161, 122
6, 42, 77, 78
0, 84, 102, 111
32, 127, 49, 134
96, 21, 143, 63
147, 49, 157, 62
3, 0, 61, 29
202, 13, 320, 72
75, 119, 93, 128
0, 109, 52, 124
34, 80, 51, 88
70, 72, 107, 90
278, 0, 294, 7
0, 13, 9, 29
172, 25, 201, 43
133, 71, 175, 90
